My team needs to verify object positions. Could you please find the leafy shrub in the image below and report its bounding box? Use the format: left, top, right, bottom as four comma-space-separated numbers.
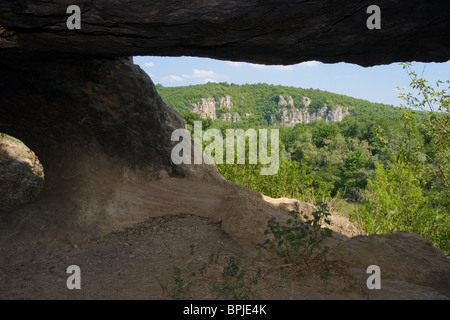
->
351, 161, 449, 256
258, 202, 332, 277
213, 256, 264, 300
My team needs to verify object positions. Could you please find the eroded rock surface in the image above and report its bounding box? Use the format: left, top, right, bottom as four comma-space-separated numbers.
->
190, 98, 217, 120
0, 57, 218, 260
277, 105, 351, 126
0, 1, 449, 66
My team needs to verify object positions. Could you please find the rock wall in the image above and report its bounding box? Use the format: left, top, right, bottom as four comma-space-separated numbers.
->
220, 113, 242, 122
190, 96, 242, 122
219, 95, 233, 109
327, 106, 351, 122
0, 57, 219, 254
278, 95, 295, 107
0, 58, 185, 174
189, 94, 350, 125
302, 97, 312, 108
277, 105, 351, 126
189, 95, 235, 120
190, 98, 217, 120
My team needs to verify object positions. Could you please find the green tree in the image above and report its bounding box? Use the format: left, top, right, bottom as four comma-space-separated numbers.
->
352, 161, 448, 255
338, 148, 371, 200
397, 63, 449, 207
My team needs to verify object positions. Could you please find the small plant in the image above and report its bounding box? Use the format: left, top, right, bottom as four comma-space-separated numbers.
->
258, 201, 332, 277
209, 248, 221, 264
213, 256, 264, 300
160, 266, 193, 300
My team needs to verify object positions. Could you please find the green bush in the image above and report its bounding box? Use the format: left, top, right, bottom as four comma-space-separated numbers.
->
352, 161, 449, 255
258, 202, 332, 277
213, 256, 264, 300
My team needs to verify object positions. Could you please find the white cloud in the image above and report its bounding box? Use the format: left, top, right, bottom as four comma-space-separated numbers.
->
298, 61, 321, 67
192, 69, 218, 79
162, 69, 226, 84
163, 75, 184, 82
187, 69, 226, 83
249, 63, 269, 70
144, 62, 154, 67
225, 61, 242, 68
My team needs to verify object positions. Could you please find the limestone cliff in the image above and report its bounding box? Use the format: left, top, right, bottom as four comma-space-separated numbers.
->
277, 105, 351, 127
220, 113, 241, 123
190, 97, 217, 120
190, 95, 235, 121
277, 95, 295, 107
219, 95, 233, 109
189, 94, 350, 126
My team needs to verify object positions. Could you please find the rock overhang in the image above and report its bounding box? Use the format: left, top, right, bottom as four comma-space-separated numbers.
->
0, 0, 449, 66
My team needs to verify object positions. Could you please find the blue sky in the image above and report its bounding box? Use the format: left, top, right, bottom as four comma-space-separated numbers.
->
133, 56, 450, 107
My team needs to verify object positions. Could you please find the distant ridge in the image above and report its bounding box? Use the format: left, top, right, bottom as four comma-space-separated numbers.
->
156, 82, 404, 127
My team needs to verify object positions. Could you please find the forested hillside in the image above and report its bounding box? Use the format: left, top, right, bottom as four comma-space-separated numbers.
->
156, 82, 405, 127
156, 74, 449, 256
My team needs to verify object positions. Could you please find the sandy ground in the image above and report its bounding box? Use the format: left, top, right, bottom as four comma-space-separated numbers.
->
1, 213, 448, 300
0, 214, 366, 300
0, 135, 448, 300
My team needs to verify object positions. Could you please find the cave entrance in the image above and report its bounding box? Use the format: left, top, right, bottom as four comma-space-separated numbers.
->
0, 133, 45, 210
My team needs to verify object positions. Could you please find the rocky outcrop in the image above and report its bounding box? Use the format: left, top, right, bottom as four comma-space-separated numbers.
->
220, 113, 241, 123
0, 58, 220, 263
219, 96, 233, 109
278, 105, 351, 126
278, 95, 287, 106
190, 96, 242, 122
278, 95, 312, 108
0, 1, 448, 66
0, 136, 44, 209
278, 95, 294, 107
190, 98, 217, 120
219, 113, 232, 122
190, 96, 240, 121
287, 96, 295, 107
329, 231, 450, 298
232, 113, 242, 122
302, 97, 312, 108
327, 105, 351, 122
189, 94, 349, 125
0, 58, 187, 175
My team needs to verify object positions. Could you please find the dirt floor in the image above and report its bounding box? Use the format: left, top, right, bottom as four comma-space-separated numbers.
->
0, 134, 448, 300
1, 213, 447, 300
0, 214, 365, 300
